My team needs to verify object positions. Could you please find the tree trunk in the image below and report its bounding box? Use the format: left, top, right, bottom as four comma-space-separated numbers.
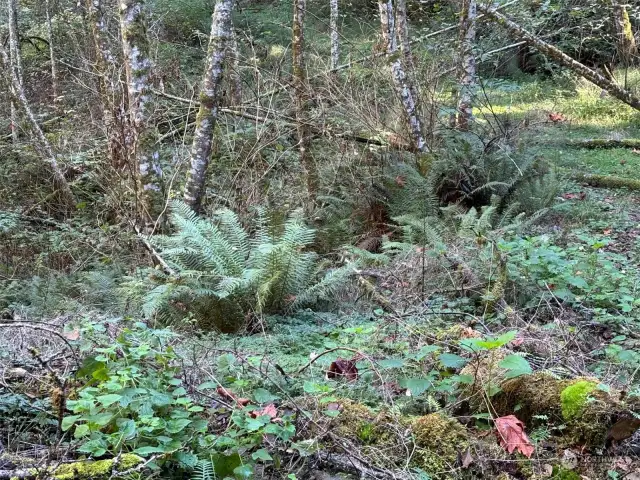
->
293, 0, 319, 210
378, 0, 427, 153
457, 0, 477, 130
183, 0, 234, 212
611, 1, 637, 66
119, 0, 164, 226
86, 0, 128, 170
44, 0, 59, 105
395, 0, 419, 107
330, 0, 339, 71
479, 5, 640, 112
8, 0, 22, 144
227, 29, 242, 105
0, 42, 75, 206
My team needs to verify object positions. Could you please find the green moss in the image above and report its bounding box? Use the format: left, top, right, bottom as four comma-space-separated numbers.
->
410, 413, 469, 479
560, 380, 597, 421
574, 174, 640, 190
52, 454, 143, 479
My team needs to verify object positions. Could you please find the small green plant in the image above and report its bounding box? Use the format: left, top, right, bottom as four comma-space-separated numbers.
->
63, 322, 208, 460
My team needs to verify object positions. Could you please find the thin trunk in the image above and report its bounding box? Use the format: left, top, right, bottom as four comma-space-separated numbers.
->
611, 1, 637, 66
395, 0, 419, 106
479, 5, 640, 112
119, 0, 164, 226
8, 0, 22, 144
44, 0, 59, 104
227, 29, 242, 105
0, 42, 75, 206
457, 0, 477, 130
184, 0, 234, 212
378, 0, 427, 153
330, 0, 339, 71
293, 0, 319, 210
86, 0, 128, 169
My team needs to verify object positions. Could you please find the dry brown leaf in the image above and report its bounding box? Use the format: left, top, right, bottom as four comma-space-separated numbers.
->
495, 415, 535, 458
327, 358, 358, 381
461, 448, 474, 468
251, 403, 278, 419
64, 329, 80, 340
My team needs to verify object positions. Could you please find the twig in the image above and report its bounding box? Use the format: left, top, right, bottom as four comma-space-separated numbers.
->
0, 322, 78, 364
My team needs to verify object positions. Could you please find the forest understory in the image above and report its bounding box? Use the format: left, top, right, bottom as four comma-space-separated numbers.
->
0, 0, 639, 479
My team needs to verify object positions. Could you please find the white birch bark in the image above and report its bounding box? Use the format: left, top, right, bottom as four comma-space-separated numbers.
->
378, 0, 427, 153
44, 0, 59, 104
0, 42, 75, 205
183, 0, 234, 211
293, 0, 319, 209
119, 0, 164, 225
457, 0, 477, 130
87, 0, 128, 169
330, 0, 339, 71
480, 5, 640, 111
8, 0, 23, 144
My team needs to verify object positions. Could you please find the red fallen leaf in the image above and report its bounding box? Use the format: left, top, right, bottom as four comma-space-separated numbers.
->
495, 415, 535, 458
511, 337, 525, 347
64, 329, 80, 341
395, 175, 406, 187
327, 358, 358, 381
562, 192, 586, 200
548, 112, 566, 123
251, 403, 278, 419
603, 228, 612, 235
216, 386, 250, 407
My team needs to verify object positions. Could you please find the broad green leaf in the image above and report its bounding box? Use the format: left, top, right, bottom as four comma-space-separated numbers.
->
97, 394, 122, 407
253, 388, 279, 403
403, 378, 431, 396
61, 415, 80, 431
251, 449, 273, 462
499, 355, 532, 378
378, 358, 404, 369
165, 418, 191, 433
73, 424, 90, 439
133, 446, 165, 456
233, 464, 254, 479
438, 353, 468, 369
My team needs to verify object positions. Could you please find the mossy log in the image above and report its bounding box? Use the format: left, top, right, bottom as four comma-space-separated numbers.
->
574, 174, 640, 190
567, 139, 640, 149
0, 454, 143, 479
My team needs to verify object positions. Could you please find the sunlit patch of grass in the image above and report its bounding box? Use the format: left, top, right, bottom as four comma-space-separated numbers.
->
545, 147, 640, 179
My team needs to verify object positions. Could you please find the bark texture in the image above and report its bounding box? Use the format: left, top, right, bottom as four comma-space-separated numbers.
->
0, 42, 75, 206
457, 0, 477, 130
293, 0, 319, 209
611, 1, 637, 65
44, 0, 59, 104
480, 5, 640, 112
8, 0, 23, 144
183, 0, 234, 212
86, 0, 128, 170
119, 0, 164, 225
330, 0, 339, 71
378, 0, 427, 152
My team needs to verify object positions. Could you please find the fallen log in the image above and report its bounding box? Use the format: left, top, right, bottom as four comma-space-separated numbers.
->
478, 5, 640, 112
574, 174, 640, 190
567, 139, 640, 149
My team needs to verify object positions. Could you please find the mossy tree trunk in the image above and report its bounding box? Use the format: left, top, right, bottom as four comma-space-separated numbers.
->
293, 0, 319, 211
395, 0, 420, 107
479, 5, 640, 111
44, 0, 59, 106
0, 42, 75, 207
183, 0, 234, 212
330, 0, 339, 71
611, 1, 637, 66
87, 0, 129, 171
457, 0, 477, 130
119, 0, 164, 227
8, 0, 22, 144
377, 0, 427, 153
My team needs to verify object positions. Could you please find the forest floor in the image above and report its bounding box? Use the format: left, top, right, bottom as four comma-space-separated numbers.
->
2, 74, 640, 479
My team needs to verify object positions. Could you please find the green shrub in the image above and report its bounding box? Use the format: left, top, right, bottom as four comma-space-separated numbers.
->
63, 322, 209, 461
131, 202, 354, 331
